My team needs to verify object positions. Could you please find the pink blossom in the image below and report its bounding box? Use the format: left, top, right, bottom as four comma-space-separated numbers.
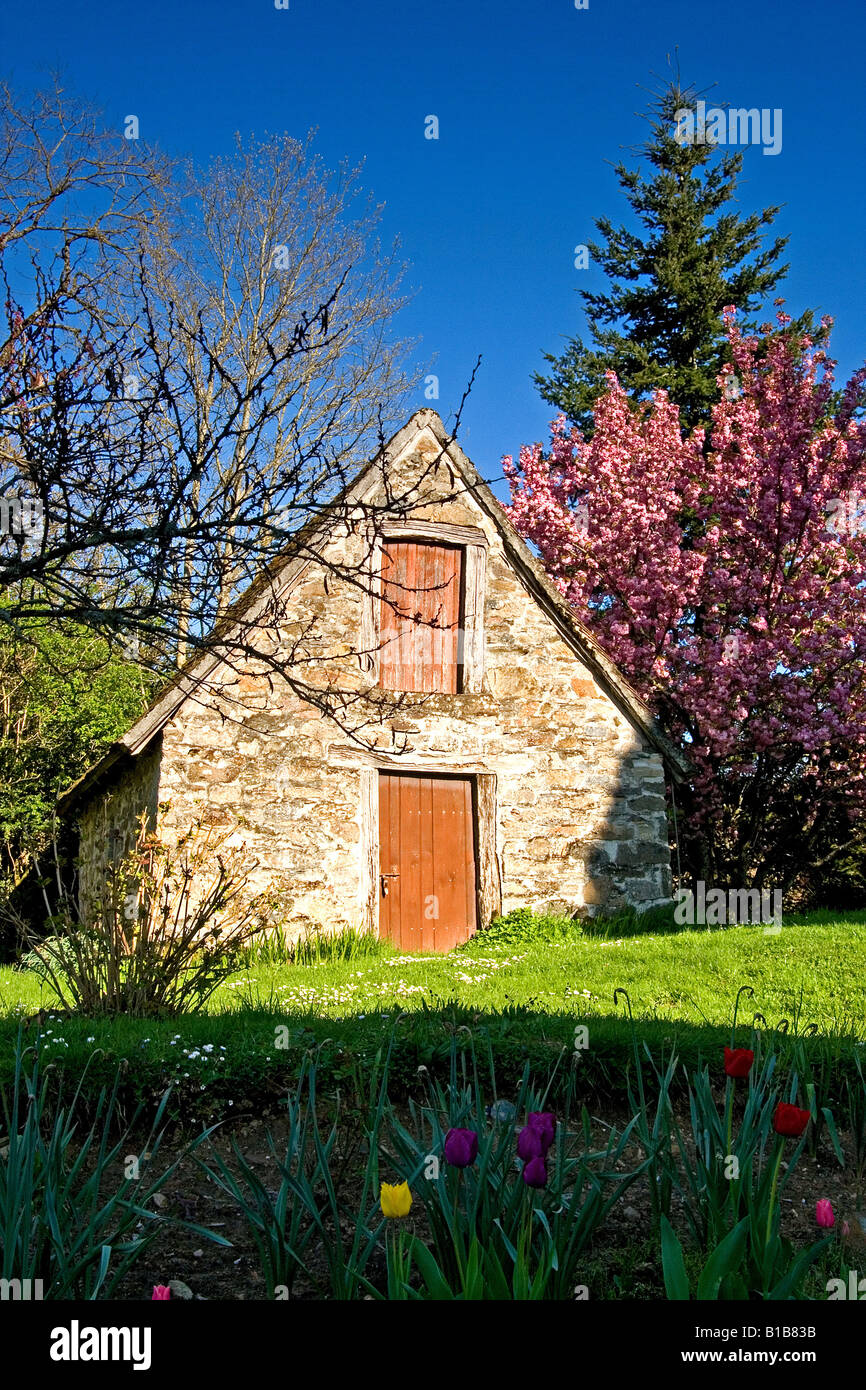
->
505, 312, 866, 881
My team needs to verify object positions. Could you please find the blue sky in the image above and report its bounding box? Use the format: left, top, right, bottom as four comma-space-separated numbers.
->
3, 0, 864, 497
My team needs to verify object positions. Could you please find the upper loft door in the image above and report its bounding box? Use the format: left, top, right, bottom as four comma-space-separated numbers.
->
379, 540, 464, 693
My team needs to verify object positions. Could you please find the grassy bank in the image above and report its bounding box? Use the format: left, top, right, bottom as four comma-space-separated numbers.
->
0, 912, 863, 1116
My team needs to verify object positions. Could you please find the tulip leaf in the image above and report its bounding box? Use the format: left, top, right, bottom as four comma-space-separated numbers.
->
767, 1235, 833, 1301
696, 1218, 750, 1301
493, 1218, 518, 1263
719, 1271, 749, 1301
465, 1238, 483, 1299
660, 1215, 690, 1300
406, 1235, 454, 1301
483, 1247, 513, 1301
820, 1108, 845, 1168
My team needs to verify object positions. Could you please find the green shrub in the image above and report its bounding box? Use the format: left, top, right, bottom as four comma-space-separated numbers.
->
470, 901, 681, 950
466, 907, 582, 950
28, 818, 263, 1018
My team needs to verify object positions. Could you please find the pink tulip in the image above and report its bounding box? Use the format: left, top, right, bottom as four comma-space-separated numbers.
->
152, 1285, 171, 1300
815, 1199, 835, 1229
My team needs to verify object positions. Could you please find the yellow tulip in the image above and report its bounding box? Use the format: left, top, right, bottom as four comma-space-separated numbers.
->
380, 1181, 412, 1219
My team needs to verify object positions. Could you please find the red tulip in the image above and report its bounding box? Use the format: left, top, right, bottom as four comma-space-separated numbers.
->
522, 1155, 548, 1189
527, 1112, 556, 1153
723, 1046, 754, 1078
815, 1199, 835, 1229
772, 1103, 810, 1138
443, 1128, 479, 1168
152, 1285, 171, 1300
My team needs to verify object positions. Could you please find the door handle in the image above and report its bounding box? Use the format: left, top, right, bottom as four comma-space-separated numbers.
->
380, 873, 399, 897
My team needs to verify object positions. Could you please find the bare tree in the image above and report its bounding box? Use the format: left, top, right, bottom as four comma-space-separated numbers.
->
129, 130, 414, 652
0, 75, 169, 379
1, 83, 475, 735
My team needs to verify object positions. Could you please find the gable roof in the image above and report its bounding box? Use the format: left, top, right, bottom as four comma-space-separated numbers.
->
58, 409, 690, 813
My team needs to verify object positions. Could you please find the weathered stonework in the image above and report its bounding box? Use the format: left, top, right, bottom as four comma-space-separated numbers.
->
70, 413, 677, 942
77, 742, 161, 922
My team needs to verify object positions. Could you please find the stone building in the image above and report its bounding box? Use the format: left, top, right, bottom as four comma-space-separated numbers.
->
60, 410, 688, 951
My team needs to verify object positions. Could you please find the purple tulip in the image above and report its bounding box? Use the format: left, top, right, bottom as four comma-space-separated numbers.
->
522, 1155, 548, 1189
527, 1111, 556, 1154
516, 1125, 544, 1161
443, 1127, 479, 1168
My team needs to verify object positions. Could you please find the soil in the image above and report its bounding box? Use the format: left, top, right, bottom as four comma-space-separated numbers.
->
110, 1103, 866, 1301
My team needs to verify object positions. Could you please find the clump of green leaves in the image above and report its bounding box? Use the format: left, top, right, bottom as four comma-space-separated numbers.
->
381, 1040, 650, 1301
470, 902, 681, 950
466, 907, 582, 950
198, 1047, 391, 1299
239, 924, 393, 969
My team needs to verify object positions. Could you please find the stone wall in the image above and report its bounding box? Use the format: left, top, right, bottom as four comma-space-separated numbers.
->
77, 741, 161, 924
75, 429, 672, 939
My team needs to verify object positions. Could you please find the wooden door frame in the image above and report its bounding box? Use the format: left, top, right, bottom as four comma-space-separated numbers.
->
360, 765, 501, 940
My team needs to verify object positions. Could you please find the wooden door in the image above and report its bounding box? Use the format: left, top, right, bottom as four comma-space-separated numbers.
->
378, 773, 477, 951
379, 540, 463, 693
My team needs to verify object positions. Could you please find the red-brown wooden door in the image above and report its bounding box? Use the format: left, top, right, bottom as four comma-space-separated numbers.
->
378, 773, 477, 951
379, 540, 463, 693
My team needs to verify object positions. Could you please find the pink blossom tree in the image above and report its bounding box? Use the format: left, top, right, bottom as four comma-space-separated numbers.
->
504, 311, 866, 894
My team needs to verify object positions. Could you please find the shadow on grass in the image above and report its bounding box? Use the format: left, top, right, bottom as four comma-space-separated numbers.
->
1, 993, 862, 1128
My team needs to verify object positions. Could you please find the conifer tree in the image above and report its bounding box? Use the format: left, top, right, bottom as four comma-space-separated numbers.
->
535, 79, 811, 433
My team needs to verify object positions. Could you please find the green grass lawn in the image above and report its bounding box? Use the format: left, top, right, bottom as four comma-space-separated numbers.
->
4, 910, 864, 1029
1, 912, 864, 1112
231, 913, 866, 1030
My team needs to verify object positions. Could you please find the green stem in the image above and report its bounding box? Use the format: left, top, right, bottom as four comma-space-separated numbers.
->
725, 1078, 735, 1216
448, 1166, 465, 1280
765, 1141, 785, 1251
518, 1191, 532, 1297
